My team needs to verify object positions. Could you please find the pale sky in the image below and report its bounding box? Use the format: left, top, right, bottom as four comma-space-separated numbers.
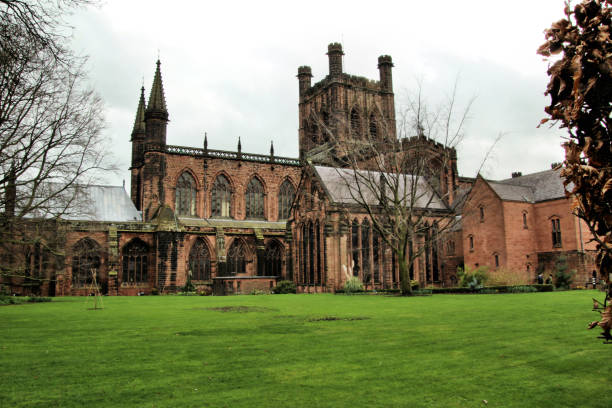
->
69, 0, 568, 187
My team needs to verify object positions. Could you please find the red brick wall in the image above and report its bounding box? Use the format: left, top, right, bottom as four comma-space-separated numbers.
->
462, 178, 506, 270
502, 201, 537, 274
141, 153, 301, 222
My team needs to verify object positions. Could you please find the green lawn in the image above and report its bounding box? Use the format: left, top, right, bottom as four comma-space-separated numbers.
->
0, 291, 610, 408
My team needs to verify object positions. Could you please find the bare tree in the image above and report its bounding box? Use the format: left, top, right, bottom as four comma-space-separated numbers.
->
0, 0, 112, 292
538, 0, 611, 342
314, 82, 477, 295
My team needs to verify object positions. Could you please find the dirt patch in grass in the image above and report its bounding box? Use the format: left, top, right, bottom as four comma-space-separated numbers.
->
204, 306, 277, 313
307, 316, 370, 322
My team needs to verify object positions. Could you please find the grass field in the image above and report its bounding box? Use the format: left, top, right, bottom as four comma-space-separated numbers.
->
1, 291, 610, 408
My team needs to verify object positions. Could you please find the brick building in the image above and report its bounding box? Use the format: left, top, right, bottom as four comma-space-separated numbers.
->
462, 168, 598, 285
4, 43, 591, 296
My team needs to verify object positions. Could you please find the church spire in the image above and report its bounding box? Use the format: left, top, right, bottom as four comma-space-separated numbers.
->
144, 59, 169, 146
131, 86, 146, 136
147, 59, 168, 114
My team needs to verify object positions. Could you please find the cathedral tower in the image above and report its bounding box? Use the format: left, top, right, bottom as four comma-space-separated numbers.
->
297, 43, 396, 163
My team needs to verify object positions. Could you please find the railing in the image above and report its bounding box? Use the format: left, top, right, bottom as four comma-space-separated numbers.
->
142, 143, 301, 166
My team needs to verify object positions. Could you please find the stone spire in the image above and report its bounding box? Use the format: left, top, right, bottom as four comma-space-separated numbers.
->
131, 86, 146, 137
147, 59, 168, 114
144, 59, 169, 146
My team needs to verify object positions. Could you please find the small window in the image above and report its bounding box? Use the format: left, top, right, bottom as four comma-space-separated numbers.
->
479, 206, 484, 222
522, 212, 528, 229
551, 218, 562, 247
494, 253, 499, 267
447, 240, 455, 255
468, 235, 474, 251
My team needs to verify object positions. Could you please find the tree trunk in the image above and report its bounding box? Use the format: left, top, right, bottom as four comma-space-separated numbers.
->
398, 254, 413, 295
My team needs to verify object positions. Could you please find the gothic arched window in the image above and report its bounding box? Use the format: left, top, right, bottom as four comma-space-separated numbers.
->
361, 219, 371, 283
351, 219, 360, 277
350, 108, 361, 139
211, 174, 232, 218
189, 239, 211, 281
308, 115, 319, 143
227, 240, 247, 276
373, 229, 381, 284
264, 240, 283, 277
122, 239, 149, 284
322, 111, 330, 142
72, 238, 101, 287
369, 114, 377, 139
278, 179, 295, 220
245, 177, 264, 219
308, 221, 315, 284
175, 172, 196, 216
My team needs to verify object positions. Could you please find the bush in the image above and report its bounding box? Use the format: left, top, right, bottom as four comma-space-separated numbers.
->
487, 268, 530, 286
249, 289, 266, 295
26, 296, 52, 303
343, 277, 364, 294
457, 265, 489, 289
554, 255, 575, 289
507, 285, 538, 293
272, 280, 297, 294
0, 295, 51, 305
0, 295, 23, 305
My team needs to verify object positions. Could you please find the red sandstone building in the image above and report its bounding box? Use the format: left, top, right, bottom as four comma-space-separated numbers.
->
2, 44, 594, 296
462, 169, 598, 284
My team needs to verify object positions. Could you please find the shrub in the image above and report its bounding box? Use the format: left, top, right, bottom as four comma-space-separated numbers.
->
0, 295, 23, 305
343, 276, 364, 294
554, 255, 575, 289
272, 280, 297, 294
249, 289, 266, 295
181, 271, 196, 293
487, 268, 529, 286
457, 265, 489, 289
479, 288, 498, 294
26, 296, 52, 303
507, 285, 538, 293
151, 288, 159, 296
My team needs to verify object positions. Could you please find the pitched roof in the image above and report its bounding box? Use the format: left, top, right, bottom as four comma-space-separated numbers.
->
62, 185, 141, 222
147, 60, 167, 113
313, 165, 447, 210
485, 169, 567, 203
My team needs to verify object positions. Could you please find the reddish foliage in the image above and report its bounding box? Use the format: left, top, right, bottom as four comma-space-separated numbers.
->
538, 1, 611, 314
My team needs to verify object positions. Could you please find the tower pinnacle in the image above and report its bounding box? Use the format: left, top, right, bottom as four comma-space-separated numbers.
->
147, 59, 168, 114
131, 86, 146, 136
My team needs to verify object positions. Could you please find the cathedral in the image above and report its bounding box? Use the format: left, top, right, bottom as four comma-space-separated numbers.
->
1, 43, 598, 296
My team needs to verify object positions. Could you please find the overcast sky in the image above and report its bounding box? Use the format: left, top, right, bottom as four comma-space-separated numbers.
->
69, 0, 568, 187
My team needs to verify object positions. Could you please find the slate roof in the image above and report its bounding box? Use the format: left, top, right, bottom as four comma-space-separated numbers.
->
313, 165, 447, 210
486, 169, 567, 203
63, 185, 141, 222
